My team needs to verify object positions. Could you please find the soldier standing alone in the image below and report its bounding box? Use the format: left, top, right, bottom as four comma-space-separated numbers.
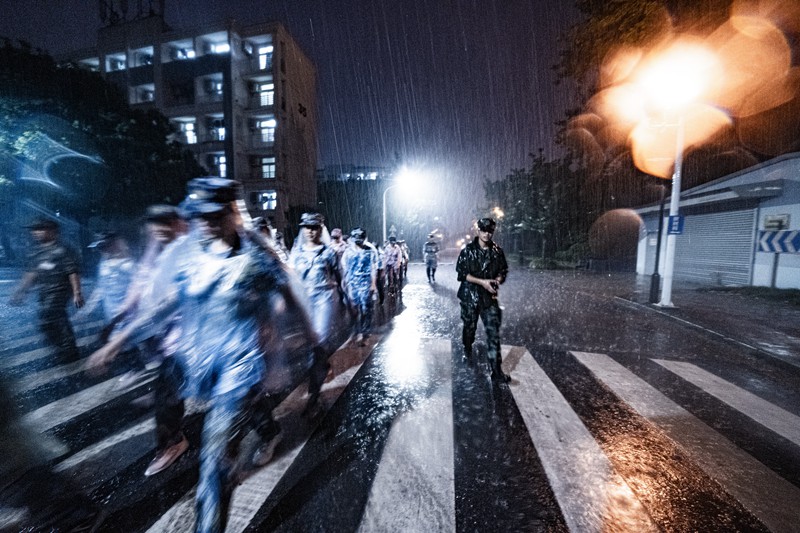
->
455, 217, 510, 382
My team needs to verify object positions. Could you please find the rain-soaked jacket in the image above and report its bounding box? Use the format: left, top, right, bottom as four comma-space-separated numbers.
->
456, 237, 508, 308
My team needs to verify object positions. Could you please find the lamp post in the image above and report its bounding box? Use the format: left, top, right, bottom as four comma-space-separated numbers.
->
382, 184, 398, 244
648, 180, 668, 303
658, 117, 684, 307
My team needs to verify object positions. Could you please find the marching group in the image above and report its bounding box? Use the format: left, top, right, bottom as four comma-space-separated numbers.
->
4, 177, 443, 533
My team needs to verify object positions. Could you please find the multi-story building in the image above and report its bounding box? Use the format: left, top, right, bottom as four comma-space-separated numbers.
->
63, 11, 317, 231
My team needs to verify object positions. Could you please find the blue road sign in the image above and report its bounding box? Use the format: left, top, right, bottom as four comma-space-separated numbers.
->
758, 230, 800, 253
667, 215, 684, 235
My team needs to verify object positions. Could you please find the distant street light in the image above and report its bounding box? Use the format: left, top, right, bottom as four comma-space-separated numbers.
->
383, 166, 425, 243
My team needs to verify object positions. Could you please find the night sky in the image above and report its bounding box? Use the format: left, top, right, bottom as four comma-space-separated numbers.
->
0, 0, 580, 206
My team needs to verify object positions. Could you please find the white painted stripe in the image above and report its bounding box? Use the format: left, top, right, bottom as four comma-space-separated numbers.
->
573, 351, 800, 533
0, 333, 98, 370
148, 337, 375, 533
22, 374, 155, 433
654, 359, 800, 447
358, 338, 455, 533
2, 320, 104, 351
507, 346, 656, 533
13, 359, 88, 393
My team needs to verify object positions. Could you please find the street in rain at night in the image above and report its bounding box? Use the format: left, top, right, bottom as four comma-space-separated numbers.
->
1, 1, 800, 532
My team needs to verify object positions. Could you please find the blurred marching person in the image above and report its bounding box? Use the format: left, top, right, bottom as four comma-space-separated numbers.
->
341, 227, 379, 345
398, 239, 409, 283
288, 213, 342, 412
79, 232, 142, 388
382, 236, 403, 296
0, 375, 105, 532
456, 217, 510, 383
423, 233, 440, 283
10, 217, 84, 364
329, 227, 347, 264
374, 239, 385, 305
88, 178, 318, 532
272, 230, 290, 262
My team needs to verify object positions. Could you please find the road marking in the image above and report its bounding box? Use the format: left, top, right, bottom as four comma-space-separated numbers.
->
573, 351, 800, 533
2, 319, 104, 351
654, 359, 800, 447
12, 359, 89, 393
0, 333, 98, 370
507, 346, 656, 533
22, 374, 155, 433
358, 338, 455, 533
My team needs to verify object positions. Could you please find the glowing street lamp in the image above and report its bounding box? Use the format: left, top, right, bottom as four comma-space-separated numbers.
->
383, 166, 425, 243
632, 43, 718, 307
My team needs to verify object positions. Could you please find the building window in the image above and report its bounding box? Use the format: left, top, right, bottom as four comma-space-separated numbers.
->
106, 55, 126, 71
260, 156, 276, 179
205, 79, 223, 96
181, 122, 197, 144
258, 83, 274, 107
210, 154, 227, 178
208, 118, 225, 142
255, 118, 276, 143
210, 42, 230, 54
258, 45, 273, 70
252, 190, 277, 210
176, 48, 196, 60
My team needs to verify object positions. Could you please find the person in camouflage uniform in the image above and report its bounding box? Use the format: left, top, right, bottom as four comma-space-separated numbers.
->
423, 233, 440, 283
455, 217, 510, 382
10, 218, 84, 364
341, 227, 379, 344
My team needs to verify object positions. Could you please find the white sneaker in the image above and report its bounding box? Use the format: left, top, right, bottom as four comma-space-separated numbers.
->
144, 435, 189, 476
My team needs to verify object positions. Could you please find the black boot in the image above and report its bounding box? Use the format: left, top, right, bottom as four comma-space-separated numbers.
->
490, 358, 510, 383
462, 344, 473, 365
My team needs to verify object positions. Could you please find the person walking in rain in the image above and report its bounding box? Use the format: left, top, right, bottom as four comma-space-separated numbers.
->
456, 217, 510, 382
10, 217, 84, 364
423, 233, 440, 283
341, 227, 379, 345
382, 236, 403, 296
88, 178, 293, 532
288, 213, 342, 411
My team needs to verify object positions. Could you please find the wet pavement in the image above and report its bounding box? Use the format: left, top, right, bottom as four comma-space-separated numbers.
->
1, 264, 799, 531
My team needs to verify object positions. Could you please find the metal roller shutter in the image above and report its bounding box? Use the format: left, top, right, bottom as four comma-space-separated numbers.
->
674, 209, 755, 285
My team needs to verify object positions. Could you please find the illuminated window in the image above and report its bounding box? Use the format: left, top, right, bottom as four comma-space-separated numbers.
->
256, 118, 276, 143
258, 45, 273, 70
181, 122, 197, 144
261, 157, 275, 179
253, 190, 277, 210
177, 48, 196, 60
258, 83, 274, 107
211, 154, 227, 178
210, 43, 230, 54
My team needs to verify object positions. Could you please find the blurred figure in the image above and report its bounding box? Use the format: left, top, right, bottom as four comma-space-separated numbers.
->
10, 218, 84, 364
83, 233, 134, 323
383, 236, 402, 296
456, 217, 510, 382
288, 213, 342, 411
341, 228, 379, 345
423, 233, 440, 283
0, 376, 104, 532
88, 178, 294, 532
272, 230, 289, 262
398, 239, 409, 283
329, 227, 347, 264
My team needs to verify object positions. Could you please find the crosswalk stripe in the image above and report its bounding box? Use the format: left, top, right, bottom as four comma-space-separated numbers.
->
0, 333, 99, 370
507, 346, 656, 532
357, 338, 455, 533
572, 351, 800, 533
653, 359, 800, 447
13, 359, 88, 393
147, 336, 377, 533
2, 320, 104, 351
22, 374, 156, 433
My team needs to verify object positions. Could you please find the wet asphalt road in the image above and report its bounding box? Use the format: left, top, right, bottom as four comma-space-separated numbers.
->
1, 263, 799, 531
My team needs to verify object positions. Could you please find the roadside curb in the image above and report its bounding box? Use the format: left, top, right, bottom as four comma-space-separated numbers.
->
613, 296, 782, 360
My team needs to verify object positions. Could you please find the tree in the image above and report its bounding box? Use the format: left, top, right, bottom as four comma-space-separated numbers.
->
0, 39, 203, 225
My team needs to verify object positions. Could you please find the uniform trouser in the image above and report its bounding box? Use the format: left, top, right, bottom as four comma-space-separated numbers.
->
195, 388, 279, 533
38, 295, 79, 362
351, 290, 373, 334
460, 302, 502, 364
155, 357, 186, 450
308, 290, 336, 399
155, 359, 279, 450
425, 259, 437, 280
385, 265, 399, 291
